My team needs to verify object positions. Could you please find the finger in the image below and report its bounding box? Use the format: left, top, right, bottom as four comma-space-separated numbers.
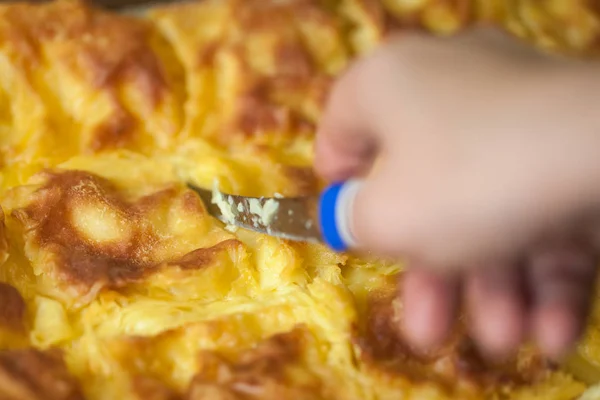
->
314, 57, 380, 182
465, 263, 527, 359
401, 268, 459, 353
527, 242, 597, 359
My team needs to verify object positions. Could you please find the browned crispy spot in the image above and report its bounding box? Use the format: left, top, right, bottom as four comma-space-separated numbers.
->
12, 171, 154, 288
0, 283, 26, 333
232, 75, 322, 140
166, 240, 240, 270
10, 170, 239, 300
386, 0, 473, 30
0, 0, 180, 154
0, 0, 168, 101
188, 0, 338, 144
282, 166, 319, 196
0, 206, 8, 266
181, 190, 206, 215
133, 376, 180, 400
89, 107, 137, 152
229, 82, 323, 143
355, 284, 552, 395
186, 327, 326, 400
0, 348, 85, 400
357, 0, 388, 31
233, 92, 296, 139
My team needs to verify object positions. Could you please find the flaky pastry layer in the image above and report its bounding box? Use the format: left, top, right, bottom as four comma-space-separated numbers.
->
0, 0, 600, 399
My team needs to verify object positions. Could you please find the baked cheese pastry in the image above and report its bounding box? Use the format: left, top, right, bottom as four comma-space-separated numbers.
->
0, 0, 600, 399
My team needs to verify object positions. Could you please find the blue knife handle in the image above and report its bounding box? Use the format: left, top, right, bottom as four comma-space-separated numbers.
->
318, 179, 363, 252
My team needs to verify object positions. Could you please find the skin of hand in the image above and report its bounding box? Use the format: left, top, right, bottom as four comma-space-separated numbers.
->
315, 27, 600, 360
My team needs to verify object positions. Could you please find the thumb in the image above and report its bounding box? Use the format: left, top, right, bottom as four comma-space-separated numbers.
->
314, 58, 381, 182
328, 166, 416, 259
342, 167, 436, 266
350, 171, 412, 257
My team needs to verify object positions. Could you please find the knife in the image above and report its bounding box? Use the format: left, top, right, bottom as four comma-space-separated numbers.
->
187, 180, 363, 252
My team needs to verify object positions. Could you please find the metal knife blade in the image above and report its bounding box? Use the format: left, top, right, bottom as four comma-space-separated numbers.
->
187, 183, 323, 243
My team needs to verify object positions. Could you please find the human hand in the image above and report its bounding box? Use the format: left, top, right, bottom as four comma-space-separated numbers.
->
315, 28, 600, 360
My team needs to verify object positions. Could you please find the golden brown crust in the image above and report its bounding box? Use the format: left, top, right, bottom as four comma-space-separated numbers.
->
12, 170, 158, 288
186, 327, 327, 400
0, 1, 599, 399
474, 0, 600, 56
9, 169, 240, 303
132, 376, 181, 400
0, 206, 8, 266
382, 0, 473, 34
280, 166, 319, 196
0, 0, 164, 95
355, 284, 554, 396
148, 0, 347, 148
0, 283, 26, 334
0, 348, 85, 400
165, 239, 240, 270
0, 0, 184, 164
